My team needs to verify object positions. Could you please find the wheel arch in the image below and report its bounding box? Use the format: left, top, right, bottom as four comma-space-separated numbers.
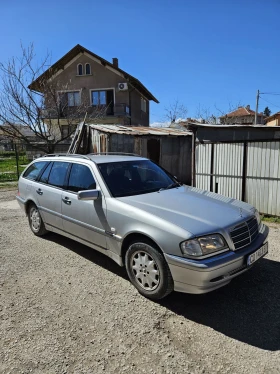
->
25, 199, 38, 215
121, 232, 164, 265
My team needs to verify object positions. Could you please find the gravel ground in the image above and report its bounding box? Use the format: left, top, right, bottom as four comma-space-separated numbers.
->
0, 189, 280, 374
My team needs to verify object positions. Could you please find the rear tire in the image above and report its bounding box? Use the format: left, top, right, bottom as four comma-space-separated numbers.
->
125, 238, 174, 300
28, 203, 48, 236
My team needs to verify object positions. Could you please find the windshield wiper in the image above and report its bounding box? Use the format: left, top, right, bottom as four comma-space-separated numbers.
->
159, 182, 181, 192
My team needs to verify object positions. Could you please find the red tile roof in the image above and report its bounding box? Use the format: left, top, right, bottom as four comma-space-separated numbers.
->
220, 106, 262, 118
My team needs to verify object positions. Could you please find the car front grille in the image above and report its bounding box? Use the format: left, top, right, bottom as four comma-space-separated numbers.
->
230, 216, 259, 250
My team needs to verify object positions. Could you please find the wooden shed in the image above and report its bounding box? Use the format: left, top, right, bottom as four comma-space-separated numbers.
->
86, 124, 193, 184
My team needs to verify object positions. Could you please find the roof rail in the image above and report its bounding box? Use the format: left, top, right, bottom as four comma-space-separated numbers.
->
88, 152, 140, 157
42, 153, 91, 160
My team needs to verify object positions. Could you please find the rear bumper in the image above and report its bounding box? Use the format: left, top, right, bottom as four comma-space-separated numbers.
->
16, 195, 26, 214
165, 223, 269, 294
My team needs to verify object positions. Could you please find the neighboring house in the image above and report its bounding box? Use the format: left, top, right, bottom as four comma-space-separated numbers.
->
0, 123, 38, 141
0, 123, 38, 151
28, 44, 159, 139
265, 112, 280, 126
220, 105, 265, 125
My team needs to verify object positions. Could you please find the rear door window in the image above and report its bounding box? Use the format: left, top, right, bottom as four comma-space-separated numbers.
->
48, 162, 70, 188
67, 163, 96, 193
23, 161, 49, 181
38, 162, 53, 184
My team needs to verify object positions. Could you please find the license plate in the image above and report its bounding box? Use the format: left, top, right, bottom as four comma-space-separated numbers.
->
247, 242, 268, 266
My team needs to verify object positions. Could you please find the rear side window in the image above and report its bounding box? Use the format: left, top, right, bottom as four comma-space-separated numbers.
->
48, 162, 69, 188
23, 161, 49, 181
68, 164, 96, 192
39, 162, 53, 184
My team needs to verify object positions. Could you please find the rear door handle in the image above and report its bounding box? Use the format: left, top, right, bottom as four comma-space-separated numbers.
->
36, 188, 43, 195
62, 197, 71, 205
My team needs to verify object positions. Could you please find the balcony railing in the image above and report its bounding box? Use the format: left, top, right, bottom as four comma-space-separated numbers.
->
114, 103, 130, 117
40, 103, 131, 119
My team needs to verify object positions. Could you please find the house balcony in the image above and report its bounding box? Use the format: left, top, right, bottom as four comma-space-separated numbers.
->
113, 103, 130, 117
40, 104, 130, 120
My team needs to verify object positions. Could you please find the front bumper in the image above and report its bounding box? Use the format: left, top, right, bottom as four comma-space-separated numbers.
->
165, 223, 269, 294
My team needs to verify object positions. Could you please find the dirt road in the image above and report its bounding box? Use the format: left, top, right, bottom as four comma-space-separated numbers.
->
1, 189, 280, 373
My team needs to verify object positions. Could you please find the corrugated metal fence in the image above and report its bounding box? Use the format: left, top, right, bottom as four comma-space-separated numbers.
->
196, 141, 280, 216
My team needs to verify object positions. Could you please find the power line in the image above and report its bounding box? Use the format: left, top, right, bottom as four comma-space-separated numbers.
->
259, 95, 280, 109
260, 92, 280, 96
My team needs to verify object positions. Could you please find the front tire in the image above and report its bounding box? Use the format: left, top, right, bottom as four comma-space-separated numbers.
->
125, 239, 174, 300
28, 203, 48, 236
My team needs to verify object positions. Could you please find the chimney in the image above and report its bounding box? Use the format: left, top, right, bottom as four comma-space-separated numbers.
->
246, 104, 250, 110
112, 58, 118, 68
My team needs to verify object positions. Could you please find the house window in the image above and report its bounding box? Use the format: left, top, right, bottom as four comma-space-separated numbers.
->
59, 91, 81, 107
91, 90, 114, 114
92, 91, 106, 106
77, 64, 83, 76
61, 124, 77, 138
68, 92, 81, 106
62, 126, 68, 138
141, 98, 147, 112
85, 63, 91, 75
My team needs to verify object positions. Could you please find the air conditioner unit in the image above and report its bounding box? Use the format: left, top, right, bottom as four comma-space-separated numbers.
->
118, 82, 128, 91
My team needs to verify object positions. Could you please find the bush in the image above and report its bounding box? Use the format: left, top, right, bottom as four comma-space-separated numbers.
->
0, 151, 26, 158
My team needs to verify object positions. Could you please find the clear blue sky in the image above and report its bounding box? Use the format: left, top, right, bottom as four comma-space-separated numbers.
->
1, 0, 280, 124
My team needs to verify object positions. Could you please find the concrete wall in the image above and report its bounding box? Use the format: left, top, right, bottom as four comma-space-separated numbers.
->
130, 90, 149, 126
266, 116, 280, 127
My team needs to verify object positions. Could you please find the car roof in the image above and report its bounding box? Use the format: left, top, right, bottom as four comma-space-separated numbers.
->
87, 155, 146, 163
35, 154, 147, 164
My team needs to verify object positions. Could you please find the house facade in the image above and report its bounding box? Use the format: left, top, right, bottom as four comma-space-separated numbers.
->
29, 44, 159, 139
219, 105, 265, 125
265, 112, 280, 126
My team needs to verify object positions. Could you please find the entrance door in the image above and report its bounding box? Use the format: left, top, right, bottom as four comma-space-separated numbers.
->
147, 139, 160, 164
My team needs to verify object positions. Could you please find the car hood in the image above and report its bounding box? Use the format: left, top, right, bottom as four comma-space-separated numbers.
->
118, 186, 255, 236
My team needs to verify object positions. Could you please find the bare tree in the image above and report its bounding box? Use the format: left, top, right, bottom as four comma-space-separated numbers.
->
164, 99, 188, 124
0, 43, 107, 153
196, 105, 219, 125
196, 102, 245, 125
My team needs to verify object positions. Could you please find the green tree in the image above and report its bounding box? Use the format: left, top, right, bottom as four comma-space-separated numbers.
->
263, 107, 271, 117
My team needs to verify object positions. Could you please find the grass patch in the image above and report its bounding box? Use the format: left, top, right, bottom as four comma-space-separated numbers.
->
0, 154, 28, 182
261, 215, 280, 224
0, 182, 18, 189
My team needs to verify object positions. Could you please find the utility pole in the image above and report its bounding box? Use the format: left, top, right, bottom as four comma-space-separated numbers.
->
255, 89, 259, 125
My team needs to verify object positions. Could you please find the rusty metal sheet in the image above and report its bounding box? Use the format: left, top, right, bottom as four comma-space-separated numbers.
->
87, 124, 191, 136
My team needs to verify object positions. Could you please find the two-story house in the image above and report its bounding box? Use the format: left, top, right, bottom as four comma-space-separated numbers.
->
219, 105, 265, 125
28, 44, 159, 139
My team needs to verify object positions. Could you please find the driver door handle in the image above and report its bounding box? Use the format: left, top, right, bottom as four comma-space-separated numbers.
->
62, 196, 71, 205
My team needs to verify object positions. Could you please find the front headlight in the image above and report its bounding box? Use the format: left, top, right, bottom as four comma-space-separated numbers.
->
180, 234, 227, 257
255, 209, 261, 226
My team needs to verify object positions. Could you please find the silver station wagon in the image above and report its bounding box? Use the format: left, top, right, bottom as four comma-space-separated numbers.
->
16, 153, 269, 300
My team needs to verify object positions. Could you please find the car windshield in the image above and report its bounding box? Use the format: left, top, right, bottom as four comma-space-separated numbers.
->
98, 160, 178, 197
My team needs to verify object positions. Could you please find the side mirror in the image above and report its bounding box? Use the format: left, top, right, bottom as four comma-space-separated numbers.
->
78, 189, 101, 201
